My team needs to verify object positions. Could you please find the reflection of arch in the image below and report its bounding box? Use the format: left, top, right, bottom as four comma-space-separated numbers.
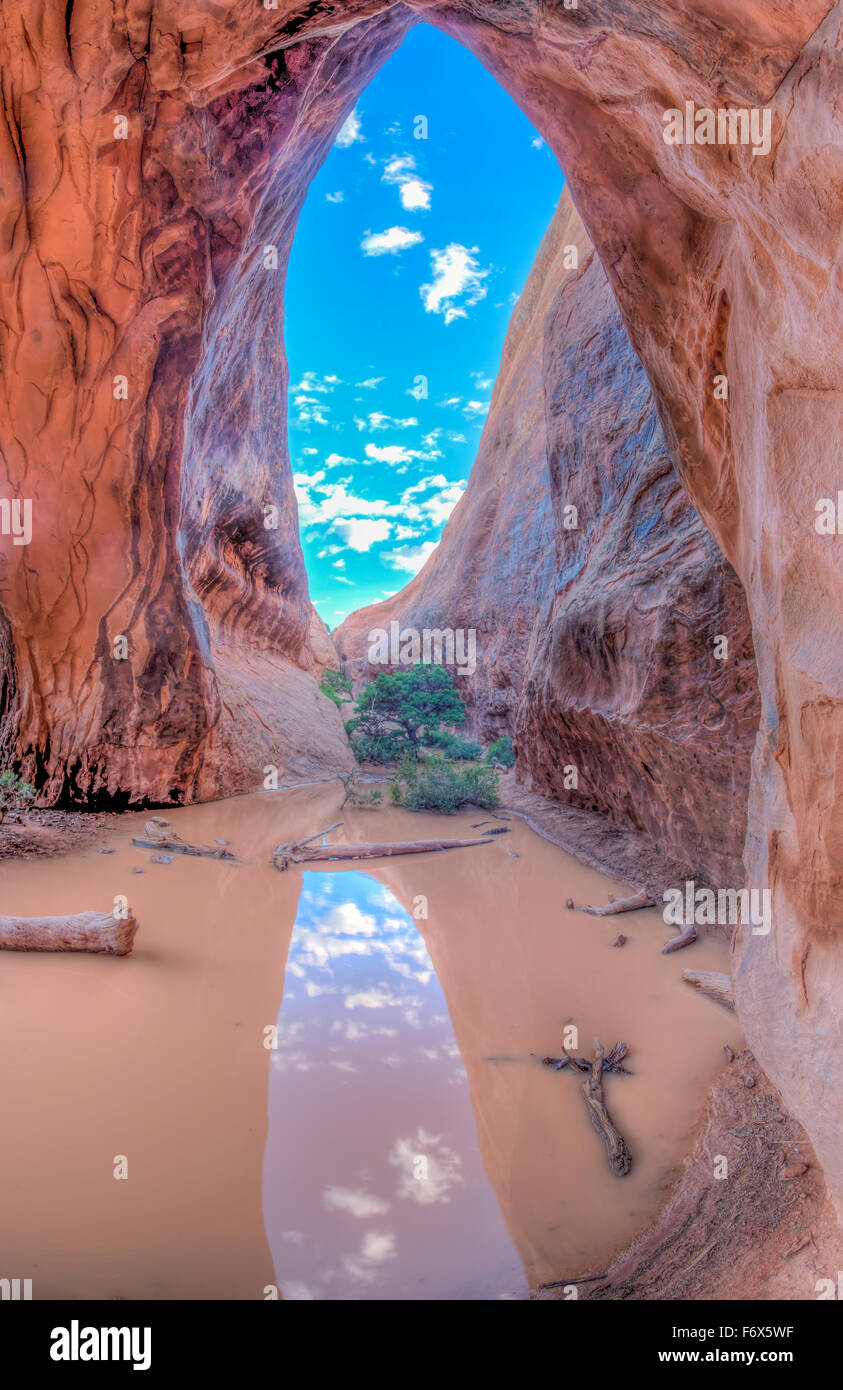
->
0, 2, 840, 1209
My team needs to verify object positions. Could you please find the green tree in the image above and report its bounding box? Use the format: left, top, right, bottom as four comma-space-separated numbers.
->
346, 663, 466, 761
0, 769, 36, 824
320, 668, 352, 708
485, 735, 515, 769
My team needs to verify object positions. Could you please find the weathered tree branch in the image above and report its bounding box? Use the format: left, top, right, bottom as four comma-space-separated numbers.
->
132, 817, 236, 860
0, 907, 138, 955
681, 969, 735, 1011
580, 890, 654, 916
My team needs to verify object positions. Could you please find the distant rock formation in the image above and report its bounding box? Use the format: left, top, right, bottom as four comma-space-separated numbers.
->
335, 190, 760, 887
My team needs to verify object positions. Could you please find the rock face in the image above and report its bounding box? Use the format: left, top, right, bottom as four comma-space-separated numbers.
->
0, 3, 841, 1209
336, 191, 760, 886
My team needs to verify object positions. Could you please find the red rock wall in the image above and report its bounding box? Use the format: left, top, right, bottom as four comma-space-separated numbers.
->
334, 190, 761, 886
0, 1, 840, 1208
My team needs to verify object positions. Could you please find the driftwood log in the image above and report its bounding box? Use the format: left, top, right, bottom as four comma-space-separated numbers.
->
272, 822, 492, 871
579, 890, 654, 917
544, 1039, 632, 1176
681, 969, 735, 1012
662, 924, 698, 953
581, 1038, 633, 1176
0, 907, 138, 955
132, 816, 236, 860
542, 1042, 631, 1076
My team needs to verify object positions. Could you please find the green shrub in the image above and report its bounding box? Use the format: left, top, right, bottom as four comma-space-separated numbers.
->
347, 730, 411, 765
0, 769, 36, 824
320, 668, 352, 708
423, 730, 484, 761
485, 735, 515, 769
390, 754, 500, 813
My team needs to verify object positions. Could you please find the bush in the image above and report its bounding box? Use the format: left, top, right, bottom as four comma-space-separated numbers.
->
0, 768, 36, 824
320, 668, 352, 708
485, 736, 515, 769
347, 730, 411, 765
424, 730, 484, 761
390, 754, 500, 813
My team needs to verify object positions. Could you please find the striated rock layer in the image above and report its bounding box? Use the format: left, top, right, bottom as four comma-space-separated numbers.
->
335, 191, 761, 887
0, 3, 841, 1207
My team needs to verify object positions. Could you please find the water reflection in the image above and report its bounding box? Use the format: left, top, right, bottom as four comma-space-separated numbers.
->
262, 871, 525, 1300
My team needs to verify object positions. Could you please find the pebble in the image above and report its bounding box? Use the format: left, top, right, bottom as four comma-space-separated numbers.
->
98, 847, 115, 855
780, 1161, 809, 1181
565, 897, 574, 909
612, 934, 627, 948
131, 867, 145, 875
150, 854, 172, 865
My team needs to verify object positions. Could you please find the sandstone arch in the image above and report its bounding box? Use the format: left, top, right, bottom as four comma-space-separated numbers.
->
0, 2, 840, 1211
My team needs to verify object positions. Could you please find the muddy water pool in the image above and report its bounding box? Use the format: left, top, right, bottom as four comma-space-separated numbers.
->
0, 782, 742, 1299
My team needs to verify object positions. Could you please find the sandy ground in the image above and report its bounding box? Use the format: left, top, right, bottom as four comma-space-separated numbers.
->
0, 807, 116, 858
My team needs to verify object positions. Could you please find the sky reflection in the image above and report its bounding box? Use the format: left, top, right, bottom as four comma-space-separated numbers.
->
262, 870, 523, 1300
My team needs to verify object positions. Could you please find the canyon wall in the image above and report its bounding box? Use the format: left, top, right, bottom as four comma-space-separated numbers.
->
335, 190, 760, 886
0, 2, 840, 1207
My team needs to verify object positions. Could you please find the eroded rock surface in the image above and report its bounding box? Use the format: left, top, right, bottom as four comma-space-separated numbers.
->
0, 1, 840, 1208
335, 192, 760, 885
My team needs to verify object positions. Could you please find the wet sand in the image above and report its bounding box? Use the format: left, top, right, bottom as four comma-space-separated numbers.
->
0, 782, 742, 1299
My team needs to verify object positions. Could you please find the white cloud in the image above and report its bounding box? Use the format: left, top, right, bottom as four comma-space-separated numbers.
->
364, 442, 441, 467
470, 369, 494, 391
420, 243, 490, 324
462, 399, 490, 420
382, 155, 432, 212
291, 371, 341, 394
361, 226, 424, 257
291, 395, 330, 427
355, 412, 418, 432
332, 517, 392, 551
323, 1187, 390, 1219
381, 541, 438, 574
355, 376, 384, 390
325, 190, 345, 203
324, 452, 356, 469
531, 135, 544, 150
336, 109, 363, 148
389, 1128, 464, 1206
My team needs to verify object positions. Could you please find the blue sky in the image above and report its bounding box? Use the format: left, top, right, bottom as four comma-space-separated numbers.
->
287, 23, 562, 629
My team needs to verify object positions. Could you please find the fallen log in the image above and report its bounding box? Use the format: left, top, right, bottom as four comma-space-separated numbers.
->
0, 907, 138, 955
681, 969, 735, 1012
662, 924, 698, 954
132, 817, 236, 861
581, 1038, 632, 1176
272, 823, 492, 871
579, 890, 654, 917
